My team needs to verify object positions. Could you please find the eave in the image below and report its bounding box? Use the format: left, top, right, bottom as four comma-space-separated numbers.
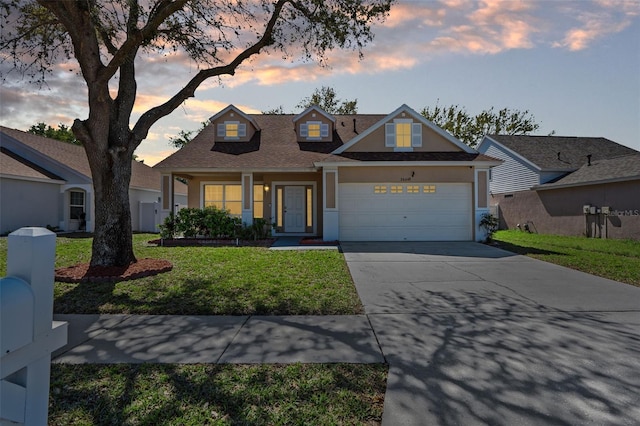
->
533, 175, 640, 191
315, 160, 502, 168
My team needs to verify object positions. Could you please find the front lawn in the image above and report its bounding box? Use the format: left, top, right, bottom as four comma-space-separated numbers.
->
0, 234, 362, 315
492, 230, 640, 287
49, 363, 388, 425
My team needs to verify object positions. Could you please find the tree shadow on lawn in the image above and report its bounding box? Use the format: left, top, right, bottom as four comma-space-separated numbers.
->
49, 363, 387, 425
54, 277, 351, 315
55, 278, 253, 315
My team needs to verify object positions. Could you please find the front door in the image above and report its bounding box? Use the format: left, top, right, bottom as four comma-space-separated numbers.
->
284, 186, 305, 233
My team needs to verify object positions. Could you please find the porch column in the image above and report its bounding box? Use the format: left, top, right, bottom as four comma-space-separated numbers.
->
322, 167, 339, 241
474, 168, 490, 242
241, 173, 253, 226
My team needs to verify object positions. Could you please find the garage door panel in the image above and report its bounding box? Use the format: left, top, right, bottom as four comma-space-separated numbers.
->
338, 183, 472, 241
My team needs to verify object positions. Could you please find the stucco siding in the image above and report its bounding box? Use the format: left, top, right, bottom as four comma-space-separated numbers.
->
0, 177, 61, 234
481, 143, 539, 193
492, 180, 640, 240
345, 113, 460, 153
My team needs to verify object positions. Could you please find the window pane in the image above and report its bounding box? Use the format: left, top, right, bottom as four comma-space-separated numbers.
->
390, 185, 403, 193
70, 191, 84, 206
253, 201, 264, 219
308, 123, 321, 138
225, 185, 242, 201
226, 123, 238, 137
396, 123, 411, 148
226, 201, 242, 216
253, 185, 264, 202
277, 187, 283, 227
205, 185, 223, 203
407, 185, 419, 193
70, 206, 84, 219
205, 201, 225, 210
253, 185, 263, 219
306, 187, 313, 227
374, 185, 387, 194
423, 185, 436, 193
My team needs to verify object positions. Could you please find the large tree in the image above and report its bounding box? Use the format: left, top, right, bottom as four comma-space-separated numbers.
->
28, 122, 80, 145
1, 0, 392, 267
296, 85, 358, 114
421, 103, 541, 148
263, 85, 358, 114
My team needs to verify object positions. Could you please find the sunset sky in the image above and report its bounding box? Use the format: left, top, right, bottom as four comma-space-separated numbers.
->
1, 0, 638, 166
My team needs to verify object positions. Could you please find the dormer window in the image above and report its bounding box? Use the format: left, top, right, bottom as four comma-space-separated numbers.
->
385, 119, 422, 151
300, 121, 329, 140
217, 121, 246, 140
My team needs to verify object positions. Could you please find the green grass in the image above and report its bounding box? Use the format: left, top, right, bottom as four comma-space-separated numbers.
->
0, 234, 362, 315
49, 363, 388, 425
492, 230, 640, 286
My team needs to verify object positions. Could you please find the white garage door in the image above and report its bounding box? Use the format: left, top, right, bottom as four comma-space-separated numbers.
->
339, 183, 472, 241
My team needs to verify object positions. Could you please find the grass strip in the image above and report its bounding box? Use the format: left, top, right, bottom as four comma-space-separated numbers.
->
49, 363, 388, 425
0, 234, 362, 315
493, 230, 640, 286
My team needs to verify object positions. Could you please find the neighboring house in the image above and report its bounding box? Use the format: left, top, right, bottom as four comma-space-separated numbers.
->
154, 104, 501, 242
477, 135, 640, 239
0, 126, 187, 235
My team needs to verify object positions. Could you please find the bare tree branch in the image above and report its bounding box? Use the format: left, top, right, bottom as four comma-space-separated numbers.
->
131, 0, 289, 144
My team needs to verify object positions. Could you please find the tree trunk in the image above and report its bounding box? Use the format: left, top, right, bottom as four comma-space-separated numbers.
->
87, 133, 137, 267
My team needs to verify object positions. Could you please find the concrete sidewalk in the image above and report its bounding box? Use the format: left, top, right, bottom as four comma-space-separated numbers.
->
53, 314, 384, 364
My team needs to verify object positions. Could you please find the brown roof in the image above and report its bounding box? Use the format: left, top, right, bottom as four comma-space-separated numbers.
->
155, 113, 499, 170
0, 126, 188, 193
0, 148, 61, 181
537, 153, 640, 189
487, 135, 637, 171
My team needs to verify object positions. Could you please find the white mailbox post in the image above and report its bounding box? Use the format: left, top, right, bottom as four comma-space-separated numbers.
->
0, 227, 68, 425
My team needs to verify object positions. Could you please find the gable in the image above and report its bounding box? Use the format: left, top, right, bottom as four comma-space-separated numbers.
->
209, 105, 259, 143
1, 126, 162, 191
293, 106, 335, 142
333, 105, 474, 154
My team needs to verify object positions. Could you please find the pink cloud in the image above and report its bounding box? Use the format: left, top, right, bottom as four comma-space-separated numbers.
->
553, 1, 639, 51
383, 2, 447, 28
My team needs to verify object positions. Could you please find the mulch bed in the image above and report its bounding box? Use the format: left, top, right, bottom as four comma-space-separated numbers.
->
147, 238, 275, 247
300, 238, 339, 245
55, 258, 173, 284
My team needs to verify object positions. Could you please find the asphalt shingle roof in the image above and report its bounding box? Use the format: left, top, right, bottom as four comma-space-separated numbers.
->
155, 114, 387, 170
0, 126, 186, 194
537, 153, 640, 188
487, 135, 637, 171
0, 148, 60, 180
155, 114, 497, 170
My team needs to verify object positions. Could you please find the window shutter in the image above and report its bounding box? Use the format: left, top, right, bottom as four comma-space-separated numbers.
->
321, 123, 329, 138
412, 123, 422, 147
217, 123, 226, 137
300, 123, 308, 138
238, 123, 246, 137
385, 123, 395, 147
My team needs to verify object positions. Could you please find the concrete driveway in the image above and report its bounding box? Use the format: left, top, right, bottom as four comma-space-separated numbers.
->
341, 242, 640, 426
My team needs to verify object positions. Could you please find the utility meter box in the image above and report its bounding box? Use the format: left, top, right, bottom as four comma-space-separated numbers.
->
0, 277, 35, 354
601, 206, 610, 215
590, 206, 597, 214
583, 205, 591, 214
